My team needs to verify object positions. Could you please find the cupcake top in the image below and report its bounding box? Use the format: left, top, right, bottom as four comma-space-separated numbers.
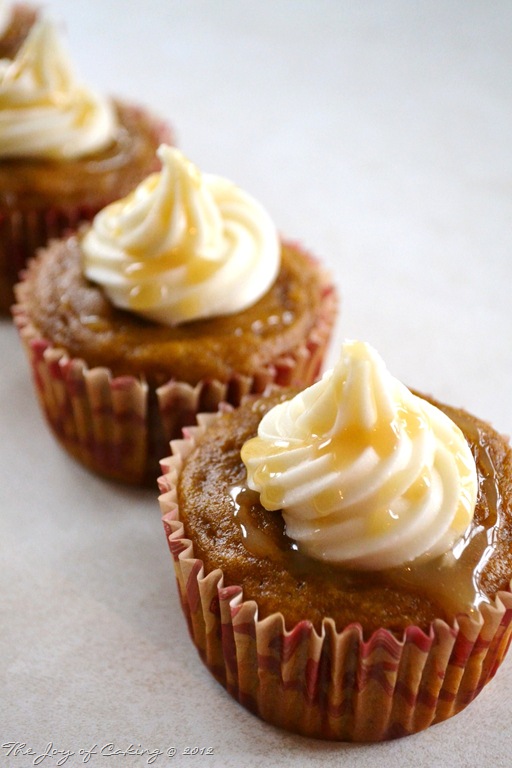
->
0, 16, 118, 159
17, 137, 329, 383
171, 371, 511, 632
242, 340, 478, 570
82, 145, 281, 325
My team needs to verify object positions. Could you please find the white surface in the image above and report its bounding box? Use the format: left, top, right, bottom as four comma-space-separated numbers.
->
1, 1, 512, 767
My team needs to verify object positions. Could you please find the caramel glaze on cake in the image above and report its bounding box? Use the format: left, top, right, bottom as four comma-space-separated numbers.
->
176, 390, 512, 637
18, 240, 327, 387
0, 3, 37, 59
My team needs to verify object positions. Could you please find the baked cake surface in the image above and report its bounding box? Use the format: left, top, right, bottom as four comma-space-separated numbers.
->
18, 240, 328, 387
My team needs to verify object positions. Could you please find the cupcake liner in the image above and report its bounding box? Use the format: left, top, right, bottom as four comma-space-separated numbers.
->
158, 418, 512, 742
12, 273, 337, 485
0, 203, 99, 313
0, 105, 172, 314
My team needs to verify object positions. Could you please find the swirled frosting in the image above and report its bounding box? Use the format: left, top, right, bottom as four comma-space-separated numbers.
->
242, 340, 478, 570
82, 144, 281, 325
0, 3, 11, 38
0, 17, 117, 159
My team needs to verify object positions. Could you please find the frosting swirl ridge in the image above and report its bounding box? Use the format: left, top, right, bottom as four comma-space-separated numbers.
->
0, 3, 11, 38
82, 144, 281, 325
242, 340, 478, 569
0, 17, 117, 159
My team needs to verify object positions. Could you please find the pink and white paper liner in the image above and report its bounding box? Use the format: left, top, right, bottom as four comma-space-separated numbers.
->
158, 415, 512, 742
12, 271, 337, 485
0, 202, 99, 313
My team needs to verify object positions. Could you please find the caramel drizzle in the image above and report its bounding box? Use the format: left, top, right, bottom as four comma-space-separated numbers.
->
230, 415, 503, 619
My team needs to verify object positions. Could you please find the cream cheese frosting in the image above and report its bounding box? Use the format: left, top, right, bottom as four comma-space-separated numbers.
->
82, 144, 281, 325
0, 2, 11, 38
242, 340, 478, 570
0, 17, 117, 159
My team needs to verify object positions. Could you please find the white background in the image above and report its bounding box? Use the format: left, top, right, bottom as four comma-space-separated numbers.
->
1, 2, 511, 767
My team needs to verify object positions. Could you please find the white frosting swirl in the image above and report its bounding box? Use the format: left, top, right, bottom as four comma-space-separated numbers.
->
0, 2, 11, 38
0, 17, 117, 159
242, 340, 478, 570
82, 144, 281, 325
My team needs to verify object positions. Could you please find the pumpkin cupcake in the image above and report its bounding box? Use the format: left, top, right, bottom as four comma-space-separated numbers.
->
13, 145, 337, 485
0, 16, 171, 313
158, 340, 512, 741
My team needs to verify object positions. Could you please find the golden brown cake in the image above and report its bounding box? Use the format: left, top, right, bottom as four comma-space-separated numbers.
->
0, 18, 172, 313
13, 147, 337, 485
158, 342, 512, 741
17, 238, 331, 387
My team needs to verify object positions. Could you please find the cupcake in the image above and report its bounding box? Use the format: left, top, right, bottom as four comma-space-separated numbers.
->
158, 340, 512, 741
0, 2, 38, 59
0, 16, 172, 313
13, 145, 337, 485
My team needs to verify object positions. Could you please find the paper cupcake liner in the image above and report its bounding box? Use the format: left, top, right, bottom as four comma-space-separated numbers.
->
12, 273, 337, 485
0, 203, 100, 314
158, 418, 512, 742
0, 105, 172, 314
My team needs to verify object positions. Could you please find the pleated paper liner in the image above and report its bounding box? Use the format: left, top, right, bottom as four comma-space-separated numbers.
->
158, 415, 512, 742
0, 103, 172, 314
12, 271, 337, 485
1, 203, 97, 314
